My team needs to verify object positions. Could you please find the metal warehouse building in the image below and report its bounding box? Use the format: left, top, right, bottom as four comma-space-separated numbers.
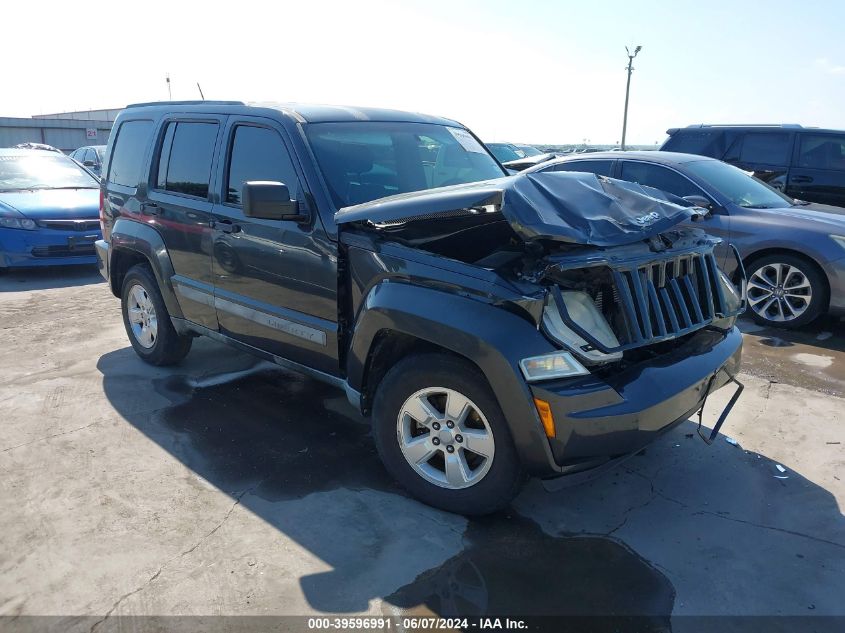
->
0, 109, 118, 153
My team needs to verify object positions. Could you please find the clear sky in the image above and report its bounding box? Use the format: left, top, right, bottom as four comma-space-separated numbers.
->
6, 0, 845, 145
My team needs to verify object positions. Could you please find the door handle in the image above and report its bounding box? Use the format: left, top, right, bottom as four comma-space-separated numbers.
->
213, 219, 241, 234
791, 175, 813, 183
141, 202, 161, 216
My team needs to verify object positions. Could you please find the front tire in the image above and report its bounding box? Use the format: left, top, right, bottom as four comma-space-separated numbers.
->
121, 264, 192, 365
372, 353, 523, 515
746, 254, 827, 329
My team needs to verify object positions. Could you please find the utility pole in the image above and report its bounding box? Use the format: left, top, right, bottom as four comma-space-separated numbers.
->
166, 73, 172, 100
621, 45, 642, 151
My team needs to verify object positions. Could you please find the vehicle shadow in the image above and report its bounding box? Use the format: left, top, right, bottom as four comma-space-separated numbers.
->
96, 339, 844, 622
0, 265, 103, 292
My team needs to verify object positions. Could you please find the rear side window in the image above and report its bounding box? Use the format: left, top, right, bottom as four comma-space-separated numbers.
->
553, 160, 614, 176
797, 134, 845, 171
156, 121, 218, 198
662, 130, 726, 158
619, 161, 701, 198
226, 126, 301, 205
108, 120, 153, 187
737, 132, 791, 165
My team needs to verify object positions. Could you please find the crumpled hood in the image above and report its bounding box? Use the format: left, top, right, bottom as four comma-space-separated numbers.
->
0, 188, 99, 220
335, 171, 703, 247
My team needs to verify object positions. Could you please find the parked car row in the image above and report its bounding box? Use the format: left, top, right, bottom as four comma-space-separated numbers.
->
69, 145, 107, 176
0, 148, 101, 270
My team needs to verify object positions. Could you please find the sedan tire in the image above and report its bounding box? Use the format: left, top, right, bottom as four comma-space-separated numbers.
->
746, 254, 827, 329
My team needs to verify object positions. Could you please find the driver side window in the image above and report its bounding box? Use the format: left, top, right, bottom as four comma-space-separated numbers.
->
619, 161, 702, 198
226, 125, 301, 206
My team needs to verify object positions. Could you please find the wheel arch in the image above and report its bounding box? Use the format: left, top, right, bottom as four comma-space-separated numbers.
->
109, 218, 183, 318
347, 281, 560, 475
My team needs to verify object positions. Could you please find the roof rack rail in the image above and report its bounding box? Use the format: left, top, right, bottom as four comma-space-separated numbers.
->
686, 123, 803, 128
125, 100, 245, 108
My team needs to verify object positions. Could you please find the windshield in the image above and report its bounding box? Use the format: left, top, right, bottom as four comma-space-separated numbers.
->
516, 144, 543, 157
487, 143, 523, 163
306, 122, 506, 208
0, 154, 99, 192
685, 159, 792, 209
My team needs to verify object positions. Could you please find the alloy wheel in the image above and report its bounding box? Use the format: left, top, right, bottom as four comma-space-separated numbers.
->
747, 262, 812, 323
126, 283, 158, 348
397, 387, 495, 490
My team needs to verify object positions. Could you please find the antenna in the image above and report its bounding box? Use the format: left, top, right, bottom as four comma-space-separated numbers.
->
197, 83, 205, 100
166, 73, 172, 100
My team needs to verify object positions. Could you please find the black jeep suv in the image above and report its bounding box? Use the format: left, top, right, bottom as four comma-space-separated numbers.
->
661, 124, 845, 208
96, 101, 744, 514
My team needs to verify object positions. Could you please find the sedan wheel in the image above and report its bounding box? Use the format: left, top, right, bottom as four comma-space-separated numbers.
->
746, 256, 825, 328
397, 387, 495, 490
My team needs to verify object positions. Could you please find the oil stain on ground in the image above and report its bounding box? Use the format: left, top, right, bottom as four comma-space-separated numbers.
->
385, 513, 674, 629
146, 367, 674, 624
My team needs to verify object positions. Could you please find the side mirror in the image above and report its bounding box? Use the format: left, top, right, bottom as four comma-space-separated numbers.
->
242, 181, 308, 222
83, 160, 96, 167
683, 195, 714, 213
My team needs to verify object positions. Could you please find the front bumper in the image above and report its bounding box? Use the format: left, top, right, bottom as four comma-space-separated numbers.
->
822, 255, 845, 315
0, 227, 100, 268
530, 326, 743, 474
95, 239, 110, 281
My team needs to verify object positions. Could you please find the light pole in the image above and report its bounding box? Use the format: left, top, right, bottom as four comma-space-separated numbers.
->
621, 45, 642, 151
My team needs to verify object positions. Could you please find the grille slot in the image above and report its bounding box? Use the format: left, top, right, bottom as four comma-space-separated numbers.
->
36, 219, 100, 232
31, 244, 96, 257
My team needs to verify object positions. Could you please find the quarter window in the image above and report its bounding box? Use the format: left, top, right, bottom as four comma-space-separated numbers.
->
797, 134, 845, 171
155, 121, 218, 198
108, 120, 153, 187
662, 130, 727, 157
226, 126, 300, 205
619, 162, 700, 198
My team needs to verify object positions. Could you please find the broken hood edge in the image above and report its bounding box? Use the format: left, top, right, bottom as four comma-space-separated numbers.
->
334, 171, 705, 247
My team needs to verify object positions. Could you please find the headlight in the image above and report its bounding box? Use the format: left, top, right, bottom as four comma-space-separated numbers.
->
718, 270, 742, 313
520, 351, 589, 382
831, 235, 845, 251
711, 270, 742, 330
0, 216, 37, 230
542, 290, 622, 362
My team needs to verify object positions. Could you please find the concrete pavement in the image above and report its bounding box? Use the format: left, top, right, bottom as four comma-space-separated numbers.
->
0, 266, 842, 631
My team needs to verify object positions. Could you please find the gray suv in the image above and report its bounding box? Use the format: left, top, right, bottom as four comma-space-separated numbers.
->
95, 102, 744, 514
531, 151, 845, 328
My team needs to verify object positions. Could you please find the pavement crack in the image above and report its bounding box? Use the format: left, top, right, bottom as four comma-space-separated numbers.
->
89, 486, 253, 632
1, 419, 102, 453
691, 509, 845, 551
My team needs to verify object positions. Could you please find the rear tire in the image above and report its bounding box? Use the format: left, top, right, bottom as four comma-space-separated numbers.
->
121, 264, 192, 365
745, 253, 827, 329
372, 353, 523, 515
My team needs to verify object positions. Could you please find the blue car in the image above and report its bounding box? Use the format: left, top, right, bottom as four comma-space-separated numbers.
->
0, 148, 101, 269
